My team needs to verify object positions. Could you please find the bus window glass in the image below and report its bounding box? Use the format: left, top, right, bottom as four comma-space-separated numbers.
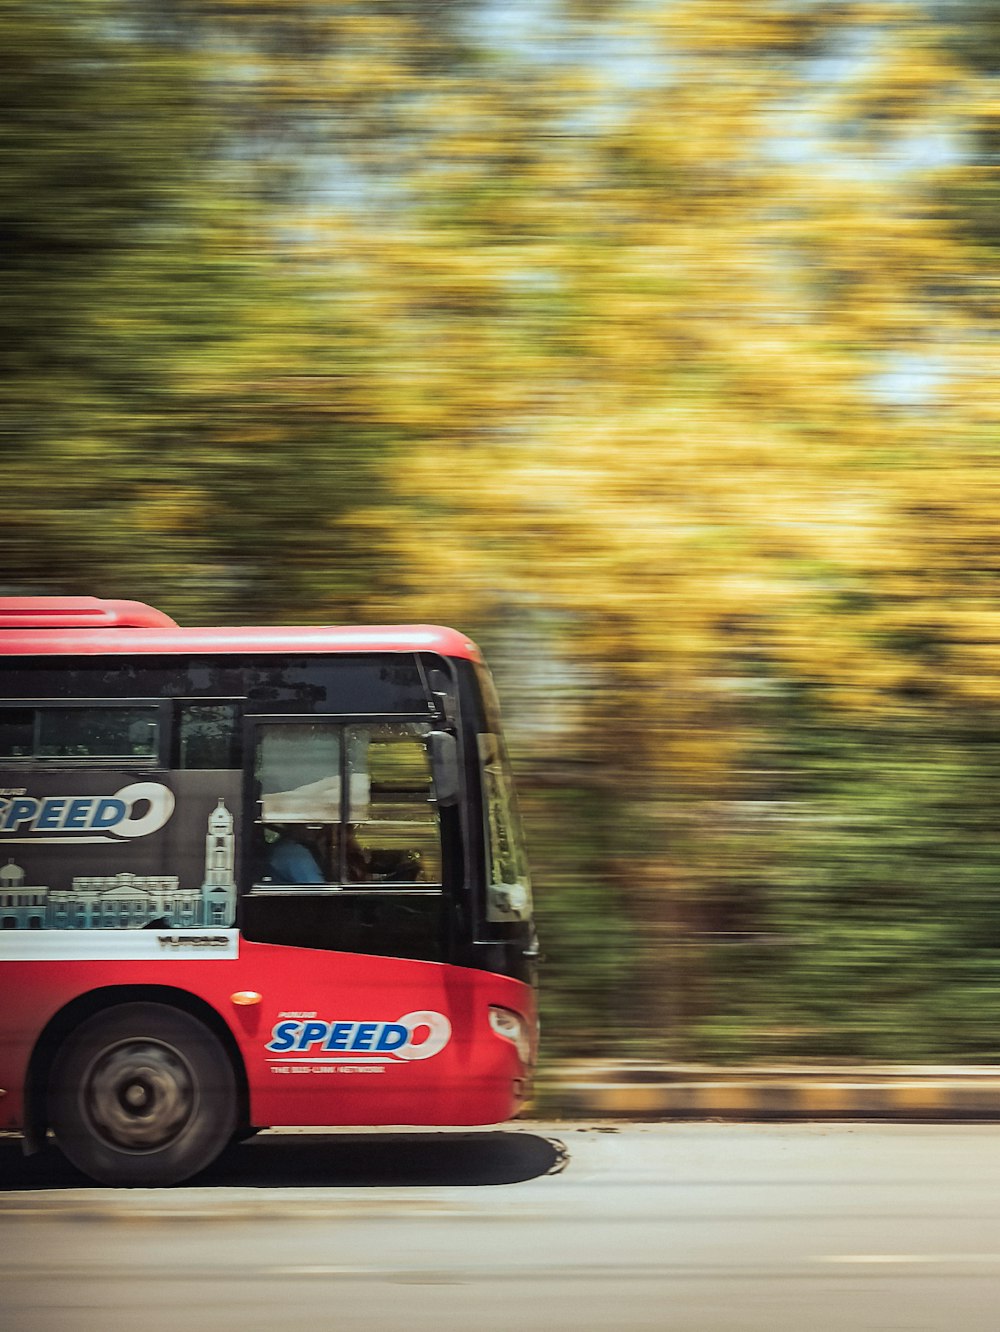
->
256, 724, 341, 822
253, 721, 442, 887
347, 723, 441, 884
0, 708, 33, 757
255, 724, 342, 885
36, 707, 159, 760
478, 733, 533, 922
178, 703, 240, 769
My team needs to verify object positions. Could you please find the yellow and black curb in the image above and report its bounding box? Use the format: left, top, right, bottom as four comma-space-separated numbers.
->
536, 1064, 1000, 1120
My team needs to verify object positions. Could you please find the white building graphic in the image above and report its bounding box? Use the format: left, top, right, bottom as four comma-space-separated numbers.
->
201, 797, 237, 926
54, 872, 189, 931
0, 860, 49, 930
0, 799, 237, 931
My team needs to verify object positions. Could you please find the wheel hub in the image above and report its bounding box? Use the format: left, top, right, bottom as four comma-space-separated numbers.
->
84, 1039, 196, 1151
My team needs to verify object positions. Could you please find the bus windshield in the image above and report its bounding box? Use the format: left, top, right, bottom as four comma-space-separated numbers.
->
474, 669, 532, 924
479, 734, 532, 922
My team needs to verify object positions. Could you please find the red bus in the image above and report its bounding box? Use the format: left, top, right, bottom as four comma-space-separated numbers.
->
0, 597, 537, 1185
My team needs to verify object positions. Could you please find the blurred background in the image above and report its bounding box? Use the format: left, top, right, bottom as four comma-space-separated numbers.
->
3, 0, 1000, 1066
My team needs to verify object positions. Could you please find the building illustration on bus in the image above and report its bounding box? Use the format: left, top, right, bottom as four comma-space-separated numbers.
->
1, 796, 237, 931
0, 597, 537, 1185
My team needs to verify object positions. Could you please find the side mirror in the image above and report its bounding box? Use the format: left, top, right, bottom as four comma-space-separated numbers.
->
427, 730, 460, 807
428, 668, 459, 728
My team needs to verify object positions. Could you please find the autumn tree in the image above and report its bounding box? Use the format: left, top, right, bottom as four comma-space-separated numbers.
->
342, 0, 1000, 1056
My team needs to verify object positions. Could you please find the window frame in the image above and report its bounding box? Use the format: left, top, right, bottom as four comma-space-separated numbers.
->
245, 712, 446, 897
0, 699, 169, 766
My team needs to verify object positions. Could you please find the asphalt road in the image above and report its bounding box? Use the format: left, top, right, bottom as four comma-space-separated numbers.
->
3, 1122, 1000, 1331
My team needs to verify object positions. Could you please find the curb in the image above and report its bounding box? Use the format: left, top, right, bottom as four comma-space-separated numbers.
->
535, 1064, 1000, 1120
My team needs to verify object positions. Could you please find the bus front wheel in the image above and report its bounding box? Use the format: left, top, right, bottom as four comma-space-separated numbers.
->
48, 1002, 237, 1186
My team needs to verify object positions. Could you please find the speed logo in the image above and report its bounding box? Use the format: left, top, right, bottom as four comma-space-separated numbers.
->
266, 1010, 452, 1062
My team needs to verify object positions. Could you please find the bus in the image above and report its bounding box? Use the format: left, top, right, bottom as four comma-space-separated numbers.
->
0, 597, 537, 1185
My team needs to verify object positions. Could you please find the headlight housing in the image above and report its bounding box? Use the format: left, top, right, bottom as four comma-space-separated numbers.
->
488, 1005, 533, 1066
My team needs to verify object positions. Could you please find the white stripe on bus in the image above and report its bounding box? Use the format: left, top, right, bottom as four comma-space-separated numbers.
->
0, 929, 239, 961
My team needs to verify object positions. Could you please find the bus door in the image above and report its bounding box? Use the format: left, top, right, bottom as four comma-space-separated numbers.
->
237, 716, 463, 1123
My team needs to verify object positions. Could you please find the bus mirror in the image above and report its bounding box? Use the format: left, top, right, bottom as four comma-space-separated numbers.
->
428, 668, 458, 727
427, 730, 460, 807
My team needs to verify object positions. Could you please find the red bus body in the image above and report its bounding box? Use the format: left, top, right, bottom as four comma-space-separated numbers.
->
1, 943, 532, 1131
0, 599, 536, 1183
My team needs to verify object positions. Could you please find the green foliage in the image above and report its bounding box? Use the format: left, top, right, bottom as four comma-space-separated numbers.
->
0, 0, 402, 623
522, 786, 637, 1059
694, 712, 1000, 1061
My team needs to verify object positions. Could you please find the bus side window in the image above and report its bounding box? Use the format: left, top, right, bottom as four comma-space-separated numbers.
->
40, 707, 160, 760
178, 703, 241, 770
347, 724, 442, 885
254, 723, 342, 885
2, 705, 162, 762
249, 721, 442, 888
0, 708, 33, 758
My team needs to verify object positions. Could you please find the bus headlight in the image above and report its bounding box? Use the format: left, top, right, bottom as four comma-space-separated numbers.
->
488, 1006, 532, 1066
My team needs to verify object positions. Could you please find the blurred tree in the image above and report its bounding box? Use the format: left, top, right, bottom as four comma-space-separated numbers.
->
343, 0, 1000, 1058
0, 0, 220, 591
0, 0, 416, 623
933, 0, 1000, 257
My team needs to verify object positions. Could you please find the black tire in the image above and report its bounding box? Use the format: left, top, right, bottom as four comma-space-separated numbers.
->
48, 1002, 237, 1186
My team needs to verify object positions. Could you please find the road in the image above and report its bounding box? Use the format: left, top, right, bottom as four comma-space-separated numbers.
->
3, 1122, 1000, 1331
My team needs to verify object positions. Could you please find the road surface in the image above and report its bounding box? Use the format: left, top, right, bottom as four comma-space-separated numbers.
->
3, 1122, 1000, 1331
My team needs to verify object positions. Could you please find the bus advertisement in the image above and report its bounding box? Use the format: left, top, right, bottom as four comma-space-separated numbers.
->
0, 598, 537, 1185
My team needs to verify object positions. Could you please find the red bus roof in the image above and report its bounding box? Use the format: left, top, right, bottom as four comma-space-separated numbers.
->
0, 597, 179, 630
0, 599, 481, 661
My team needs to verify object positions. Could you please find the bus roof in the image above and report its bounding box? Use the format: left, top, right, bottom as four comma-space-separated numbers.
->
0, 597, 179, 630
0, 599, 481, 661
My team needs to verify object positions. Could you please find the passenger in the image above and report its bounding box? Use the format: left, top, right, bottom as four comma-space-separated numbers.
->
265, 825, 372, 884
265, 826, 326, 885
